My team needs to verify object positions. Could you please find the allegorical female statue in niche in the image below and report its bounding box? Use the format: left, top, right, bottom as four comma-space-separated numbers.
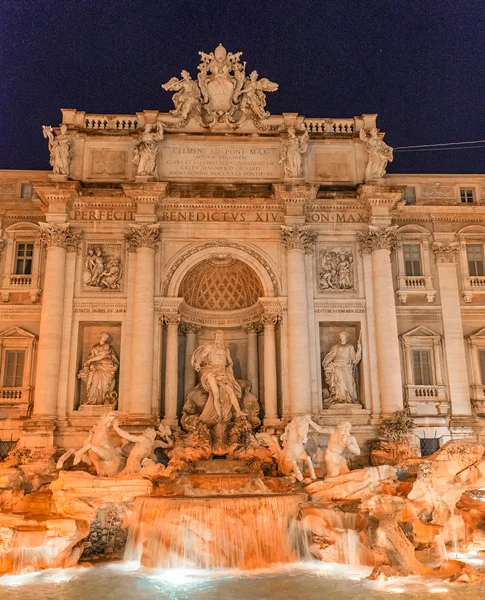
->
322, 331, 362, 408
78, 332, 119, 405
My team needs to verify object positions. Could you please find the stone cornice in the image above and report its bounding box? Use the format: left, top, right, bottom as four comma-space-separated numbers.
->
32, 181, 82, 211
358, 184, 404, 209
121, 182, 168, 204
273, 184, 317, 207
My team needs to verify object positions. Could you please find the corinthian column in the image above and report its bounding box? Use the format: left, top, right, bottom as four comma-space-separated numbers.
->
163, 314, 181, 427
125, 224, 160, 418
432, 242, 473, 426
260, 314, 280, 424
281, 225, 315, 415
357, 225, 403, 414
34, 223, 81, 418
243, 323, 261, 399
181, 322, 200, 399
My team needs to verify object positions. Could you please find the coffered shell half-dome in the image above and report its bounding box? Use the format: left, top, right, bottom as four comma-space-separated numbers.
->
179, 255, 264, 311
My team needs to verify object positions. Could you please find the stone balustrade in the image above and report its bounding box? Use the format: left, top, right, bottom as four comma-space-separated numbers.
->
302, 117, 356, 135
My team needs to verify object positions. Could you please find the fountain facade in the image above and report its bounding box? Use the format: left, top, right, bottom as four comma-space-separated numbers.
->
1, 44, 485, 592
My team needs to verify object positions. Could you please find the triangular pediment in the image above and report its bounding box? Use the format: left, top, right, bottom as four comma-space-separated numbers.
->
0, 326, 36, 340
469, 327, 485, 340
402, 326, 439, 339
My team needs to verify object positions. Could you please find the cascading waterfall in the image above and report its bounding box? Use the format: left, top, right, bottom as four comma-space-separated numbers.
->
125, 494, 307, 570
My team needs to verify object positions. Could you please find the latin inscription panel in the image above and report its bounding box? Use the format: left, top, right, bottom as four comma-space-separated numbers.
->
160, 143, 282, 180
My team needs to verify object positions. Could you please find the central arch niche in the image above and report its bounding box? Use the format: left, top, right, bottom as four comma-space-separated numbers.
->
179, 255, 264, 312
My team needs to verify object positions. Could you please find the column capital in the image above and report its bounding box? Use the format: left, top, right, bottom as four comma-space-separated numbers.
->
243, 322, 263, 334
39, 222, 82, 251
260, 313, 281, 327
357, 225, 398, 254
281, 224, 316, 253
180, 322, 201, 335
432, 241, 459, 264
163, 313, 181, 326
125, 223, 160, 251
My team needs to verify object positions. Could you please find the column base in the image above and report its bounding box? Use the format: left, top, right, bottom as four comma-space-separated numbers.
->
161, 417, 179, 429
18, 418, 57, 449
263, 416, 283, 427
118, 413, 159, 427
449, 415, 478, 440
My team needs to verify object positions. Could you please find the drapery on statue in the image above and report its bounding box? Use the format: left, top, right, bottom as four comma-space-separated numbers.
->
78, 332, 119, 405
359, 126, 393, 182
280, 126, 309, 178
132, 122, 164, 177
322, 331, 362, 407
42, 123, 72, 176
191, 330, 244, 425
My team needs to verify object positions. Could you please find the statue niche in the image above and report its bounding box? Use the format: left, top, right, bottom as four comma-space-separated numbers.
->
181, 330, 261, 455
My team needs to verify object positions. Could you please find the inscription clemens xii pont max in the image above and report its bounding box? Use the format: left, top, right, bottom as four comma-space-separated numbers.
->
160, 145, 281, 180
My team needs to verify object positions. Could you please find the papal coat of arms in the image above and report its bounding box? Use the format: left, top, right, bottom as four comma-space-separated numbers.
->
162, 44, 278, 129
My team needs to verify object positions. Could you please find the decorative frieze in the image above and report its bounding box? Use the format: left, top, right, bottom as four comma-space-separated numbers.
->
39, 222, 82, 251
83, 244, 123, 291
124, 223, 160, 252
432, 241, 459, 264
357, 225, 397, 254
281, 224, 315, 252
317, 245, 357, 293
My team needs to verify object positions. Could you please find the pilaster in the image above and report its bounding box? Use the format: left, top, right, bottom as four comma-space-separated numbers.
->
432, 238, 475, 434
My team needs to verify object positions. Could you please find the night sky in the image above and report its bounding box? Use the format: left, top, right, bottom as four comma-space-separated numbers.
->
2, 0, 485, 174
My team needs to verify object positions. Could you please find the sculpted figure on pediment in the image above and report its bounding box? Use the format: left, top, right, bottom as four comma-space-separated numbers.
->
162, 70, 201, 122
359, 127, 393, 182
133, 122, 163, 177
280, 127, 309, 178
162, 44, 278, 128
42, 124, 72, 176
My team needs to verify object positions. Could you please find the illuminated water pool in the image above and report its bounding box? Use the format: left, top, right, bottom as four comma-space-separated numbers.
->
0, 563, 483, 600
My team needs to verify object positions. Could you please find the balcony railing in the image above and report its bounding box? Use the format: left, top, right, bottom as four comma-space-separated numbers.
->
9, 275, 33, 287
404, 384, 448, 416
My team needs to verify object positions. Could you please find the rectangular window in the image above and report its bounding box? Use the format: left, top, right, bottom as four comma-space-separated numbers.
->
479, 350, 485, 385
466, 244, 485, 277
4, 351, 25, 387
460, 188, 475, 203
403, 244, 423, 277
412, 349, 432, 385
14, 243, 34, 275
404, 187, 416, 205
20, 183, 33, 198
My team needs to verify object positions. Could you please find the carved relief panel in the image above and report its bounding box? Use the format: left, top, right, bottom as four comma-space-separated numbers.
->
316, 243, 358, 294
82, 242, 123, 293
83, 145, 131, 181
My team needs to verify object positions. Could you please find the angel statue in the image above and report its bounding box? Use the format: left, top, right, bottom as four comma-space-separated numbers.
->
238, 70, 279, 121
162, 70, 201, 122
42, 124, 72, 176
359, 127, 393, 182
280, 127, 309, 178
132, 122, 163, 178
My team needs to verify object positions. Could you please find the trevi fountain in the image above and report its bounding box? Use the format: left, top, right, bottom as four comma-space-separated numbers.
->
0, 45, 485, 598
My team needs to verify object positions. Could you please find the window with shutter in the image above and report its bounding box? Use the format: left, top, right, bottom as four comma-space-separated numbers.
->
412, 349, 432, 385
403, 244, 423, 276
4, 350, 25, 387
466, 244, 485, 277
479, 350, 485, 385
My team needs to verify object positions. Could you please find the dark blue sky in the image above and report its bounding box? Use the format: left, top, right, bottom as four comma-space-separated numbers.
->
1, 0, 485, 174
